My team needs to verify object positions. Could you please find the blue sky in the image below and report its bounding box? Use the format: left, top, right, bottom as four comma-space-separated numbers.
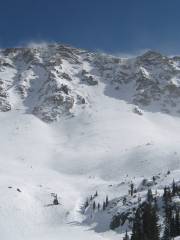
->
0, 0, 180, 54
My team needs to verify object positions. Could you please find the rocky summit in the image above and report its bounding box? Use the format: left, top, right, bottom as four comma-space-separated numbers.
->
1, 45, 180, 122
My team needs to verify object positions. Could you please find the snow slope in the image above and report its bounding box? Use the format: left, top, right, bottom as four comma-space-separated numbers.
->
0, 45, 180, 239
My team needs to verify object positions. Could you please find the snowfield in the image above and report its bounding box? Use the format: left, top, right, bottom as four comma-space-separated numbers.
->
0, 108, 122, 240
0, 45, 180, 239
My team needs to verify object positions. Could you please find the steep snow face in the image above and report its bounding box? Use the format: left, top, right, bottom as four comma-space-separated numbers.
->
1, 45, 180, 239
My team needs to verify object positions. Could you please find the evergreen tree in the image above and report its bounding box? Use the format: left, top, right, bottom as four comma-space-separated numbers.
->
175, 210, 180, 237
130, 182, 134, 197
163, 187, 173, 240
163, 206, 180, 239
150, 205, 160, 240
94, 191, 98, 197
153, 176, 156, 182
147, 188, 153, 203
92, 201, 96, 210
172, 179, 177, 196
163, 221, 171, 240
84, 199, 89, 209
103, 201, 106, 211
53, 194, 59, 205
163, 187, 168, 198
131, 190, 160, 240
123, 196, 127, 206
142, 202, 160, 240
97, 203, 100, 211
131, 207, 143, 240
163, 187, 172, 220
105, 195, 109, 207
154, 197, 158, 211
170, 215, 175, 238
110, 214, 120, 230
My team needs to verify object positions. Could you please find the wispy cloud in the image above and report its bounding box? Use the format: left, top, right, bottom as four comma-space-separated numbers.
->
95, 48, 150, 59
115, 49, 150, 58
26, 41, 51, 48
14, 39, 56, 49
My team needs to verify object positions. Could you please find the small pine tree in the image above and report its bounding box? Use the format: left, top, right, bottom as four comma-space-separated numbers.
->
92, 201, 96, 210
163, 186, 167, 198
163, 187, 173, 240
103, 201, 106, 211
172, 179, 177, 196
170, 215, 175, 238
150, 204, 160, 240
105, 195, 109, 207
84, 199, 89, 209
131, 207, 143, 240
154, 197, 158, 211
123, 196, 127, 205
94, 191, 98, 197
97, 203, 100, 211
142, 202, 160, 240
53, 194, 59, 205
163, 187, 172, 220
175, 210, 180, 237
147, 188, 153, 203
130, 182, 134, 196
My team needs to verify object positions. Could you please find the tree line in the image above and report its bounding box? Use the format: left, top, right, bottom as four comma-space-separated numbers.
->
111, 180, 180, 240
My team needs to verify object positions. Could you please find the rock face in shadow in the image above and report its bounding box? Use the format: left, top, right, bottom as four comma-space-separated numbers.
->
1, 45, 180, 121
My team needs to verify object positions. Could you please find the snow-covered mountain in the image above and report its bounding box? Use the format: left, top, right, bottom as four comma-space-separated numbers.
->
2, 44, 180, 120
1, 44, 180, 239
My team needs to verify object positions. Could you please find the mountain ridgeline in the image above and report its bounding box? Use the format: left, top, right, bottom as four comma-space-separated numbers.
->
1, 44, 180, 121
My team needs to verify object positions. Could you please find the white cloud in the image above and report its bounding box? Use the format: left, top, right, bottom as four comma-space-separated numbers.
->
26, 41, 52, 49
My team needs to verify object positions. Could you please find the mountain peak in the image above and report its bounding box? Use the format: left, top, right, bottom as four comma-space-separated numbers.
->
137, 50, 166, 62
0, 45, 180, 121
